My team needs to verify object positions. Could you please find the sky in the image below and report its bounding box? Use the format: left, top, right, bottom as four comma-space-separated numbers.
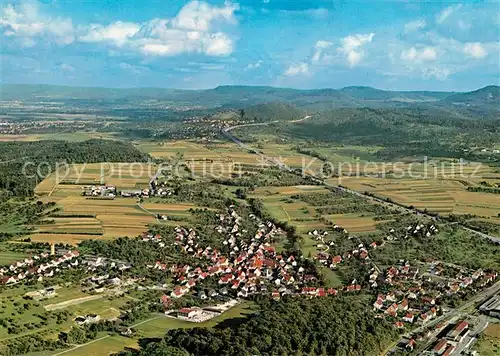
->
1, 0, 499, 91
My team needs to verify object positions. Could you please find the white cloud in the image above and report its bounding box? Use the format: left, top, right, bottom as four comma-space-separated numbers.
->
245, 60, 263, 70
421, 67, 451, 81
1, 1, 239, 57
337, 33, 374, 66
312, 40, 332, 62
436, 4, 462, 24
463, 42, 488, 58
0, 2, 75, 45
284, 62, 308, 76
400, 46, 437, 62
80, 21, 140, 46
404, 19, 426, 33
171, 0, 239, 31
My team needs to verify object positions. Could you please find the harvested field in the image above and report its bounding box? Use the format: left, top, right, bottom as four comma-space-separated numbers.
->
338, 176, 499, 217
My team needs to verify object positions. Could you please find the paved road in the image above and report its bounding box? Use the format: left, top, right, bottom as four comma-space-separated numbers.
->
409, 280, 500, 353
222, 121, 500, 245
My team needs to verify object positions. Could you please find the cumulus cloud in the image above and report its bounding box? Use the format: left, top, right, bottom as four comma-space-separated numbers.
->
404, 19, 426, 33
171, 0, 239, 31
337, 33, 374, 66
80, 21, 140, 46
0, 2, 75, 45
1, 1, 239, 57
284, 62, 308, 76
400, 47, 437, 62
463, 42, 488, 58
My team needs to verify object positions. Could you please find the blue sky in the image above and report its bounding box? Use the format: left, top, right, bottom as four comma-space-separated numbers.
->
1, 0, 499, 90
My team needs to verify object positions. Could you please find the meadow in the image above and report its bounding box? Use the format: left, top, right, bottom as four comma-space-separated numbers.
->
473, 323, 500, 355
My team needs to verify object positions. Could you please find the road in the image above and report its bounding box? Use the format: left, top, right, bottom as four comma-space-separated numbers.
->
221, 120, 500, 245
409, 279, 500, 353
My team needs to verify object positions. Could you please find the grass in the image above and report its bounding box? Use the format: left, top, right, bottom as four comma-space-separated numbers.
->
0, 250, 27, 266
321, 267, 344, 287
474, 323, 500, 355
135, 301, 257, 338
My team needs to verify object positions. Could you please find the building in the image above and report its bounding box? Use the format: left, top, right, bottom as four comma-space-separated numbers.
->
479, 294, 500, 318
447, 320, 469, 341
177, 308, 198, 318
433, 339, 448, 355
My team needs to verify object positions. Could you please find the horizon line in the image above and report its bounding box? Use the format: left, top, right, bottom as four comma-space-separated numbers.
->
1, 82, 498, 94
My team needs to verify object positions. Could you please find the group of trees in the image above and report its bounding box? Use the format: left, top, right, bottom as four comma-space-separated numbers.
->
0, 139, 150, 197
117, 296, 398, 356
0, 200, 57, 240
213, 168, 320, 188
243, 107, 499, 162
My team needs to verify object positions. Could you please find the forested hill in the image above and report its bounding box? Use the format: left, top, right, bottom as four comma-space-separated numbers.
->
2, 84, 497, 111
0, 140, 150, 197
116, 296, 398, 356
241, 102, 305, 122
239, 107, 500, 161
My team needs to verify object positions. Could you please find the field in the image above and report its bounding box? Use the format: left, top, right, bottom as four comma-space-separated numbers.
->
248, 185, 387, 259
0, 247, 27, 266
338, 176, 500, 219
473, 323, 500, 355
16, 301, 257, 356
134, 301, 257, 338
31, 163, 202, 244
136, 140, 328, 178
35, 163, 155, 195
0, 132, 119, 142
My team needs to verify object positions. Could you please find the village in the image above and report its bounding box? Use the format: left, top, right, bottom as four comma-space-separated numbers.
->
1, 196, 499, 356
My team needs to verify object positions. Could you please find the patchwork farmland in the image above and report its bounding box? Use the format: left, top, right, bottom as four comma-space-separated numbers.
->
338, 176, 500, 219
32, 162, 200, 244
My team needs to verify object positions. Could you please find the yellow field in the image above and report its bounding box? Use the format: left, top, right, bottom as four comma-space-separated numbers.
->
324, 214, 381, 233
136, 140, 326, 174
35, 163, 156, 196
337, 176, 500, 218
31, 163, 203, 244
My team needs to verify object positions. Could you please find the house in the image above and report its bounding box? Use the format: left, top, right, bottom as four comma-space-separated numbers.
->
75, 314, 100, 326
448, 320, 469, 341
398, 299, 408, 312
178, 308, 197, 318
443, 345, 455, 356
120, 328, 133, 337
394, 321, 404, 329
1, 276, 16, 284
171, 286, 185, 298
403, 313, 414, 323
432, 339, 448, 355
406, 339, 416, 351
373, 298, 384, 310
